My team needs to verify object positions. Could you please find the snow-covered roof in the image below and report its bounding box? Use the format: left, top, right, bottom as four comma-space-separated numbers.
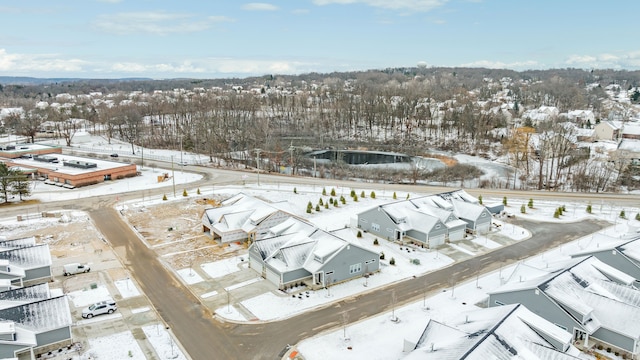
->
204, 193, 294, 235
618, 139, 640, 152
0, 244, 52, 269
495, 256, 640, 338
0, 283, 52, 310
406, 304, 576, 360
0, 295, 72, 332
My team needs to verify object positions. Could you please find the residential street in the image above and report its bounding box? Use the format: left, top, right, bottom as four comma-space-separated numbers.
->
89, 202, 608, 360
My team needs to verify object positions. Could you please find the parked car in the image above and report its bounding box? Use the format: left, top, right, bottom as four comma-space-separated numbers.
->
82, 300, 117, 319
63, 263, 90, 276
110, 153, 118, 158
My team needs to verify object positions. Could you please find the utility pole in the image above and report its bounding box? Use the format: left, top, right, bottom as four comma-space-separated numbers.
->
288, 144, 294, 176
255, 148, 261, 186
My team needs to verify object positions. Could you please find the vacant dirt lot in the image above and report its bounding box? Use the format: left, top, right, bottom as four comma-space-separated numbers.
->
122, 195, 247, 268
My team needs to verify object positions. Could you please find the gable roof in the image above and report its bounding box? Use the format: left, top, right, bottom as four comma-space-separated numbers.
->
405, 304, 579, 360
493, 256, 640, 337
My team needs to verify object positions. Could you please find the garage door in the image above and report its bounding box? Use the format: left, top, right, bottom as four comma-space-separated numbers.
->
448, 229, 465, 242
477, 222, 491, 234
266, 267, 281, 287
248, 255, 263, 275
428, 234, 446, 248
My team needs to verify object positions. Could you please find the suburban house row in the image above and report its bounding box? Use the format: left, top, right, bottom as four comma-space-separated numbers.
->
488, 235, 640, 358
355, 190, 499, 248
0, 236, 73, 360
201, 193, 380, 290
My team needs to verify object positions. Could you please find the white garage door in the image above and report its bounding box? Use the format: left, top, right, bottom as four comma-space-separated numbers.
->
428, 234, 446, 248
477, 222, 491, 234
266, 268, 281, 287
448, 229, 465, 242
248, 255, 262, 274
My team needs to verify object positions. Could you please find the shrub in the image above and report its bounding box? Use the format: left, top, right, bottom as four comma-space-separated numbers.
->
350, 189, 356, 197
340, 195, 346, 204
390, 257, 396, 265
361, 191, 366, 198
620, 210, 626, 219
182, 189, 188, 197
306, 207, 312, 214
586, 204, 592, 213
393, 192, 397, 199
561, 204, 566, 212
406, 193, 410, 199
520, 204, 526, 214
502, 196, 507, 206
528, 198, 533, 208
636, 213, 640, 221
316, 204, 321, 212
557, 206, 563, 215
322, 188, 327, 196
478, 195, 483, 204
324, 202, 329, 209
293, 187, 297, 194
379, 252, 385, 260
370, 191, 376, 199
330, 188, 336, 196
329, 198, 334, 204
554, 209, 560, 218
307, 201, 313, 209
353, 194, 358, 202
319, 198, 324, 206
197, 188, 201, 195
373, 238, 379, 245
162, 194, 167, 201
334, 201, 339, 207
357, 230, 362, 238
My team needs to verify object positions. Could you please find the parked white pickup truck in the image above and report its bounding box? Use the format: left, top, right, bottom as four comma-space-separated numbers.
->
63, 263, 90, 276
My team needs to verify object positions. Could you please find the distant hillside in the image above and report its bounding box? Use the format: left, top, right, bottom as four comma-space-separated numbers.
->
0, 76, 152, 85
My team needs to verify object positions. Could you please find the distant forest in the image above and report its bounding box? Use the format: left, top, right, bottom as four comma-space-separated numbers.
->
1, 67, 640, 192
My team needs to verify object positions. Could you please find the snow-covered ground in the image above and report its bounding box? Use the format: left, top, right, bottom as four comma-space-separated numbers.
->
4, 133, 639, 359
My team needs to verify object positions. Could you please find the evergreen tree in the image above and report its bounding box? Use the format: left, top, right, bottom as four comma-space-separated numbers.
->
586, 204, 592, 213
520, 204, 526, 214
370, 191, 376, 199
528, 198, 533, 208
393, 192, 397, 200
502, 196, 507, 206
478, 195, 482, 204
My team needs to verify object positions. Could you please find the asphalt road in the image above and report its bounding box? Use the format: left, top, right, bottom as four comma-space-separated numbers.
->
88, 203, 609, 360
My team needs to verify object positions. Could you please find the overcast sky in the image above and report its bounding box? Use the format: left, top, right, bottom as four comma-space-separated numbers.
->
1, 0, 638, 79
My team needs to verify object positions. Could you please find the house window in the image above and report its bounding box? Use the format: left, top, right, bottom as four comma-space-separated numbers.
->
481, 213, 487, 217
349, 263, 362, 274
360, 218, 368, 223
494, 300, 505, 306
371, 223, 380, 232
435, 224, 441, 229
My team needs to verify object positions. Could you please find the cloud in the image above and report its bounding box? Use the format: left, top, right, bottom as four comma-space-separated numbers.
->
111, 61, 206, 74
312, 0, 447, 12
564, 52, 640, 69
241, 3, 279, 11
292, 9, 310, 14
0, 49, 87, 73
459, 60, 539, 70
94, 12, 217, 35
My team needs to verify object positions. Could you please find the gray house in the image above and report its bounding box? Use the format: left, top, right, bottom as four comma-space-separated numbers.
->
356, 190, 492, 247
356, 200, 448, 247
571, 236, 640, 284
248, 218, 380, 289
201, 193, 293, 243
488, 256, 640, 357
403, 303, 583, 359
0, 283, 73, 359
0, 237, 52, 286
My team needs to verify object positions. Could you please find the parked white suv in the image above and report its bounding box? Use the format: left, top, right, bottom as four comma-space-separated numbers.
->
82, 300, 117, 319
